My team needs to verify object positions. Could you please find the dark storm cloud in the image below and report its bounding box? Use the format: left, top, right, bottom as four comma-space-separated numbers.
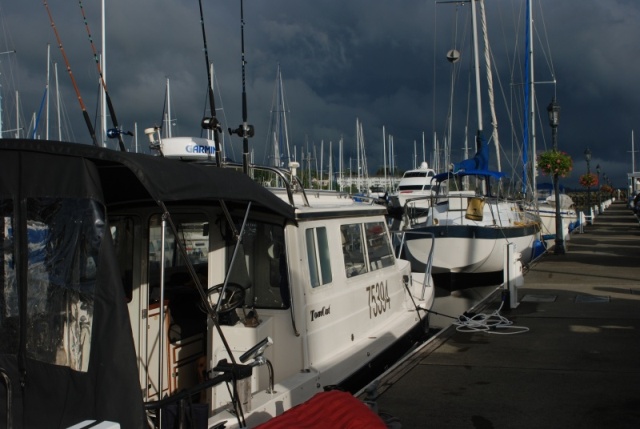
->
1, 0, 638, 189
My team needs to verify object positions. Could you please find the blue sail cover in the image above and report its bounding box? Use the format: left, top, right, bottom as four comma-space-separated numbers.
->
452, 132, 489, 172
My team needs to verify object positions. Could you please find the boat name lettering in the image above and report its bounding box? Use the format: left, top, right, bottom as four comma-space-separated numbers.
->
367, 281, 390, 319
310, 305, 331, 322
186, 144, 216, 154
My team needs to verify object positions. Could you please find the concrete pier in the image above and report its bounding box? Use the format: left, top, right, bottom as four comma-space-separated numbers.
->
370, 201, 640, 428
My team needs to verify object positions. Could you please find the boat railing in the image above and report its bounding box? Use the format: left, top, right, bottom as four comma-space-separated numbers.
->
400, 194, 433, 227
222, 162, 310, 207
392, 230, 435, 299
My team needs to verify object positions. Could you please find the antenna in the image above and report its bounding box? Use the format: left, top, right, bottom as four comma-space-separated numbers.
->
78, 0, 130, 151
43, 0, 98, 147
197, 0, 223, 167
228, 0, 254, 174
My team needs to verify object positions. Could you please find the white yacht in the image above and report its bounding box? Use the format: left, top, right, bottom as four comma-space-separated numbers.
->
388, 162, 437, 230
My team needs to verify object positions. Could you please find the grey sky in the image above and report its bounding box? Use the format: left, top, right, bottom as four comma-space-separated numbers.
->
1, 0, 638, 190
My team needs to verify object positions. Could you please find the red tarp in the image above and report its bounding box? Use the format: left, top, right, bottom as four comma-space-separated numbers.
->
255, 390, 387, 429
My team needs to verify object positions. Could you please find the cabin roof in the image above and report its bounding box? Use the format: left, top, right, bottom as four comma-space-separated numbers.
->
0, 139, 296, 220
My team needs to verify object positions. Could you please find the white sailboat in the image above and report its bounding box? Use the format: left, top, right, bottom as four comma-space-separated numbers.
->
398, 0, 541, 278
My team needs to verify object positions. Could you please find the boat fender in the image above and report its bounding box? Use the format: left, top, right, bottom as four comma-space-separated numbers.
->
466, 197, 485, 221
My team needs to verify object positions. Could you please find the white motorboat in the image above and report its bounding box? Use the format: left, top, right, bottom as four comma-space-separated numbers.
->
0, 138, 434, 428
388, 162, 437, 229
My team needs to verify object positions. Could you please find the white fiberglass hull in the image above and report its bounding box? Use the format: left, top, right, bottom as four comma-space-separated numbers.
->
403, 224, 538, 274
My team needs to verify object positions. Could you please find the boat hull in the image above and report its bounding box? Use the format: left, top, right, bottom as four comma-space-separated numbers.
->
403, 223, 539, 274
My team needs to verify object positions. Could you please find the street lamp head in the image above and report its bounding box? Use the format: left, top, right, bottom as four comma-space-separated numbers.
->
547, 98, 560, 128
584, 148, 591, 162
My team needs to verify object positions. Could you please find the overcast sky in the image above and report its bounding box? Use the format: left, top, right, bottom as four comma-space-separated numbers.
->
1, 0, 638, 190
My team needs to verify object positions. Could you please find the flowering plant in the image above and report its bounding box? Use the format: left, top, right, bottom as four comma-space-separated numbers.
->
579, 173, 598, 188
600, 184, 613, 194
537, 150, 573, 177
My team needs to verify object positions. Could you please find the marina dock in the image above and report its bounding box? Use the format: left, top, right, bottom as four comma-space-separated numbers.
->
368, 201, 640, 428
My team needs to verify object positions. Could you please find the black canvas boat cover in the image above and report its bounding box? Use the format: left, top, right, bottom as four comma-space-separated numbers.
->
0, 139, 296, 219
0, 139, 294, 428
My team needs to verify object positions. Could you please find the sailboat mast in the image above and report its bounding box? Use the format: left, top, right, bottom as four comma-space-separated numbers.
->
339, 137, 343, 191
633, 130, 636, 174
55, 62, 61, 140
382, 126, 387, 190
527, 0, 536, 196
166, 78, 172, 138
278, 65, 291, 162
356, 119, 361, 191
46, 44, 50, 140
479, 0, 501, 171
471, 0, 483, 138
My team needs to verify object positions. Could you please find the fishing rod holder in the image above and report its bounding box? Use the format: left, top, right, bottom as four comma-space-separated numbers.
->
229, 123, 255, 138
201, 116, 222, 132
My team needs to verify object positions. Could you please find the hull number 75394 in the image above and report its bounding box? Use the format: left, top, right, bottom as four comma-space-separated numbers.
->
366, 281, 390, 318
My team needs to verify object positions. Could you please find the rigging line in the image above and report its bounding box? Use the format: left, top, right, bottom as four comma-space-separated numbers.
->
534, 2, 556, 83
77, 0, 127, 152
43, 0, 98, 147
197, 0, 223, 167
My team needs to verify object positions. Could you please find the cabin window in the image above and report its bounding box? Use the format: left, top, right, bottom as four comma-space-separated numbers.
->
341, 224, 367, 278
0, 200, 18, 354
364, 222, 395, 271
226, 221, 289, 309
306, 227, 332, 288
24, 198, 104, 372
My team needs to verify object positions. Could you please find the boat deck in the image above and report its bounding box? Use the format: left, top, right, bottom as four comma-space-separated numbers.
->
365, 201, 640, 428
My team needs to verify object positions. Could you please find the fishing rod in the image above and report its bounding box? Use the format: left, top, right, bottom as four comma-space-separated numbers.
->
43, 0, 99, 147
78, 0, 129, 152
228, 0, 254, 174
198, 0, 223, 166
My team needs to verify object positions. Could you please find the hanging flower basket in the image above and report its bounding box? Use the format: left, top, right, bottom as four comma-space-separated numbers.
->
600, 184, 613, 194
537, 150, 573, 177
579, 173, 599, 188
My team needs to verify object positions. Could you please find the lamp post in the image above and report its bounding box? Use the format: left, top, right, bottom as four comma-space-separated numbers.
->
547, 98, 564, 254
584, 148, 592, 214
596, 164, 601, 212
